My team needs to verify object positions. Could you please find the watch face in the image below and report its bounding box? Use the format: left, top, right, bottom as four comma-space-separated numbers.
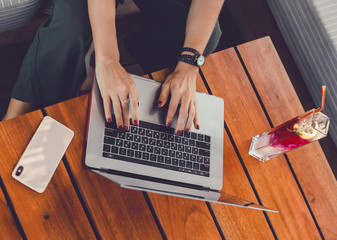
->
197, 56, 205, 66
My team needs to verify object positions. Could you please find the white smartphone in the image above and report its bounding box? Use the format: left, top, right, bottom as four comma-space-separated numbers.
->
12, 116, 74, 193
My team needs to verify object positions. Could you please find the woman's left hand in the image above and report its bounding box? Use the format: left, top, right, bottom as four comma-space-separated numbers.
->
157, 61, 200, 135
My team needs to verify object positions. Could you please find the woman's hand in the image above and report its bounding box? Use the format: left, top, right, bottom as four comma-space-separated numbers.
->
157, 61, 200, 135
96, 60, 139, 131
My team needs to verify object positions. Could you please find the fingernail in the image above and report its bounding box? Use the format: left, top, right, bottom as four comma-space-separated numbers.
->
138, 102, 140, 106
118, 125, 123, 130
176, 130, 181, 136
184, 128, 189, 133
134, 120, 138, 126
167, 122, 171, 127
107, 118, 112, 123
196, 125, 200, 130
124, 126, 128, 132
157, 101, 162, 107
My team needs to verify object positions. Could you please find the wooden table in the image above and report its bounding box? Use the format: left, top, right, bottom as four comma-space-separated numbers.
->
1, 37, 336, 240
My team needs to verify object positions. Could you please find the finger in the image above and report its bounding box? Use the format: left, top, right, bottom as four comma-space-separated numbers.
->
166, 92, 180, 128
157, 82, 170, 107
111, 94, 123, 130
120, 97, 130, 131
175, 98, 189, 135
102, 94, 112, 123
129, 88, 139, 126
184, 101, 196, 133
193, 101, 200, 130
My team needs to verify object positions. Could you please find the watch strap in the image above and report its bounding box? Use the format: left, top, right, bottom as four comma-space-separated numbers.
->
178, 55, 198, 67
180, 47, 202, 56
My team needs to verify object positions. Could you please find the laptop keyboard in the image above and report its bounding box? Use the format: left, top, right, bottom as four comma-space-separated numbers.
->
102, 119, 211, 177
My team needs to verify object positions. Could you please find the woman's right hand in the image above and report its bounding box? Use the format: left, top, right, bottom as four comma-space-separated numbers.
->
96, 60, 139, 131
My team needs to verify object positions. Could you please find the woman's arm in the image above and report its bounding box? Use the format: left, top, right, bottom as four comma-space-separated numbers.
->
158, 0, 224, 134
88, 0, 139, 131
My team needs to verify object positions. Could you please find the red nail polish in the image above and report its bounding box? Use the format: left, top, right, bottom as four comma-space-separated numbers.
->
157, 101, 162, 107
176, 130, 181, 136
138, 102, 140, 106
196, 125, 200, 130
107, 118, 112, 123
124, 126, 128, 132
134, 120, 138, 126
167, 122, 171, 127
118, 125, 123, 130
184, 128, 190, 133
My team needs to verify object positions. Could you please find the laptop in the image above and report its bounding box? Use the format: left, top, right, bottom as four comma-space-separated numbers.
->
85, 74, 277, 212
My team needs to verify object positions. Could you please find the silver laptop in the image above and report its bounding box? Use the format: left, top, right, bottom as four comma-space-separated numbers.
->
85, 74, 277, 213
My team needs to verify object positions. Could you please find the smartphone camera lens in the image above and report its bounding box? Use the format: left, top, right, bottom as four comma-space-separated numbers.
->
15, 166, 24, 176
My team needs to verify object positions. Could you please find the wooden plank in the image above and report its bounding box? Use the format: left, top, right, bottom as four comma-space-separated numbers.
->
149, 69, 274, 239
0, 187, 21, 240
44, 95, 163, 240
149, 69, 222, 240
237, 36, 337, 239
0, 111, 95, 240
201, 47, 322, 239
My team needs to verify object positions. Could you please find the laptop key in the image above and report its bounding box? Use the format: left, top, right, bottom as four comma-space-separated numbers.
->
158, 155, 164, 163
131, 126, 138, 134
139, 128, 145, 135
139, 144, 146, 151
197, 156, 203, 163
165, 157, 172, 164
192, 147, 198, 154
196, 141, 210, 150
197, 134, 204, 141
176, 152, 182, 159
134, 135, 141, 142
190, 155, 196, 161
178, 144, 184, 152
146, 145, 154, 153
124, 141, 131, 148
104, 137, 115, 145
105, 129, 118, 137
169, 150, 175, 157
172, 158, 178, 165
183, 131, 190, 138
116, 139, 123, 147
111, 146, 118, 154
156, 140, 163, 147
179, 160, 186, 167
141, 136, 148, 144
183, 153, 190, 160
127, 149, 134, 157
175, 136, 181, 143
185, 146, 191, 153
200, 164, 210, 172
204, 157, 210, 164
191, 132, 197, 139
103, 144, 110, 152
161, 133, 167, 140
171, 143, 177, 150
142, 152, 149, 160
167, 134, 174, 141
149, 138, 156, 146
118, 131, 126, 139
135, 151, 142, 158
146, 129, 153, 137
193, 163, 199, 170
126, 133, 133, 141
164, 141, 170, 148
186, 161, 192, 169
199, 149, 210, 157
154, 147, 161, 154
162, 149, 168, 156
131, 142, 138, 150
189, 139, 195, 146
119, 148, 126, 155
150, 154, 157, 161
182, 138, 188, 145
205, 135, 211, 142
153, 131, 160, 139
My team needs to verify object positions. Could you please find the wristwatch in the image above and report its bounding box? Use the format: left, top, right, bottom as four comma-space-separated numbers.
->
178, 47, 205, 67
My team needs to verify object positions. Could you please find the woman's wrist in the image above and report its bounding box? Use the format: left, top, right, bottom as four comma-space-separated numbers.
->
175, 60, 199, 74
